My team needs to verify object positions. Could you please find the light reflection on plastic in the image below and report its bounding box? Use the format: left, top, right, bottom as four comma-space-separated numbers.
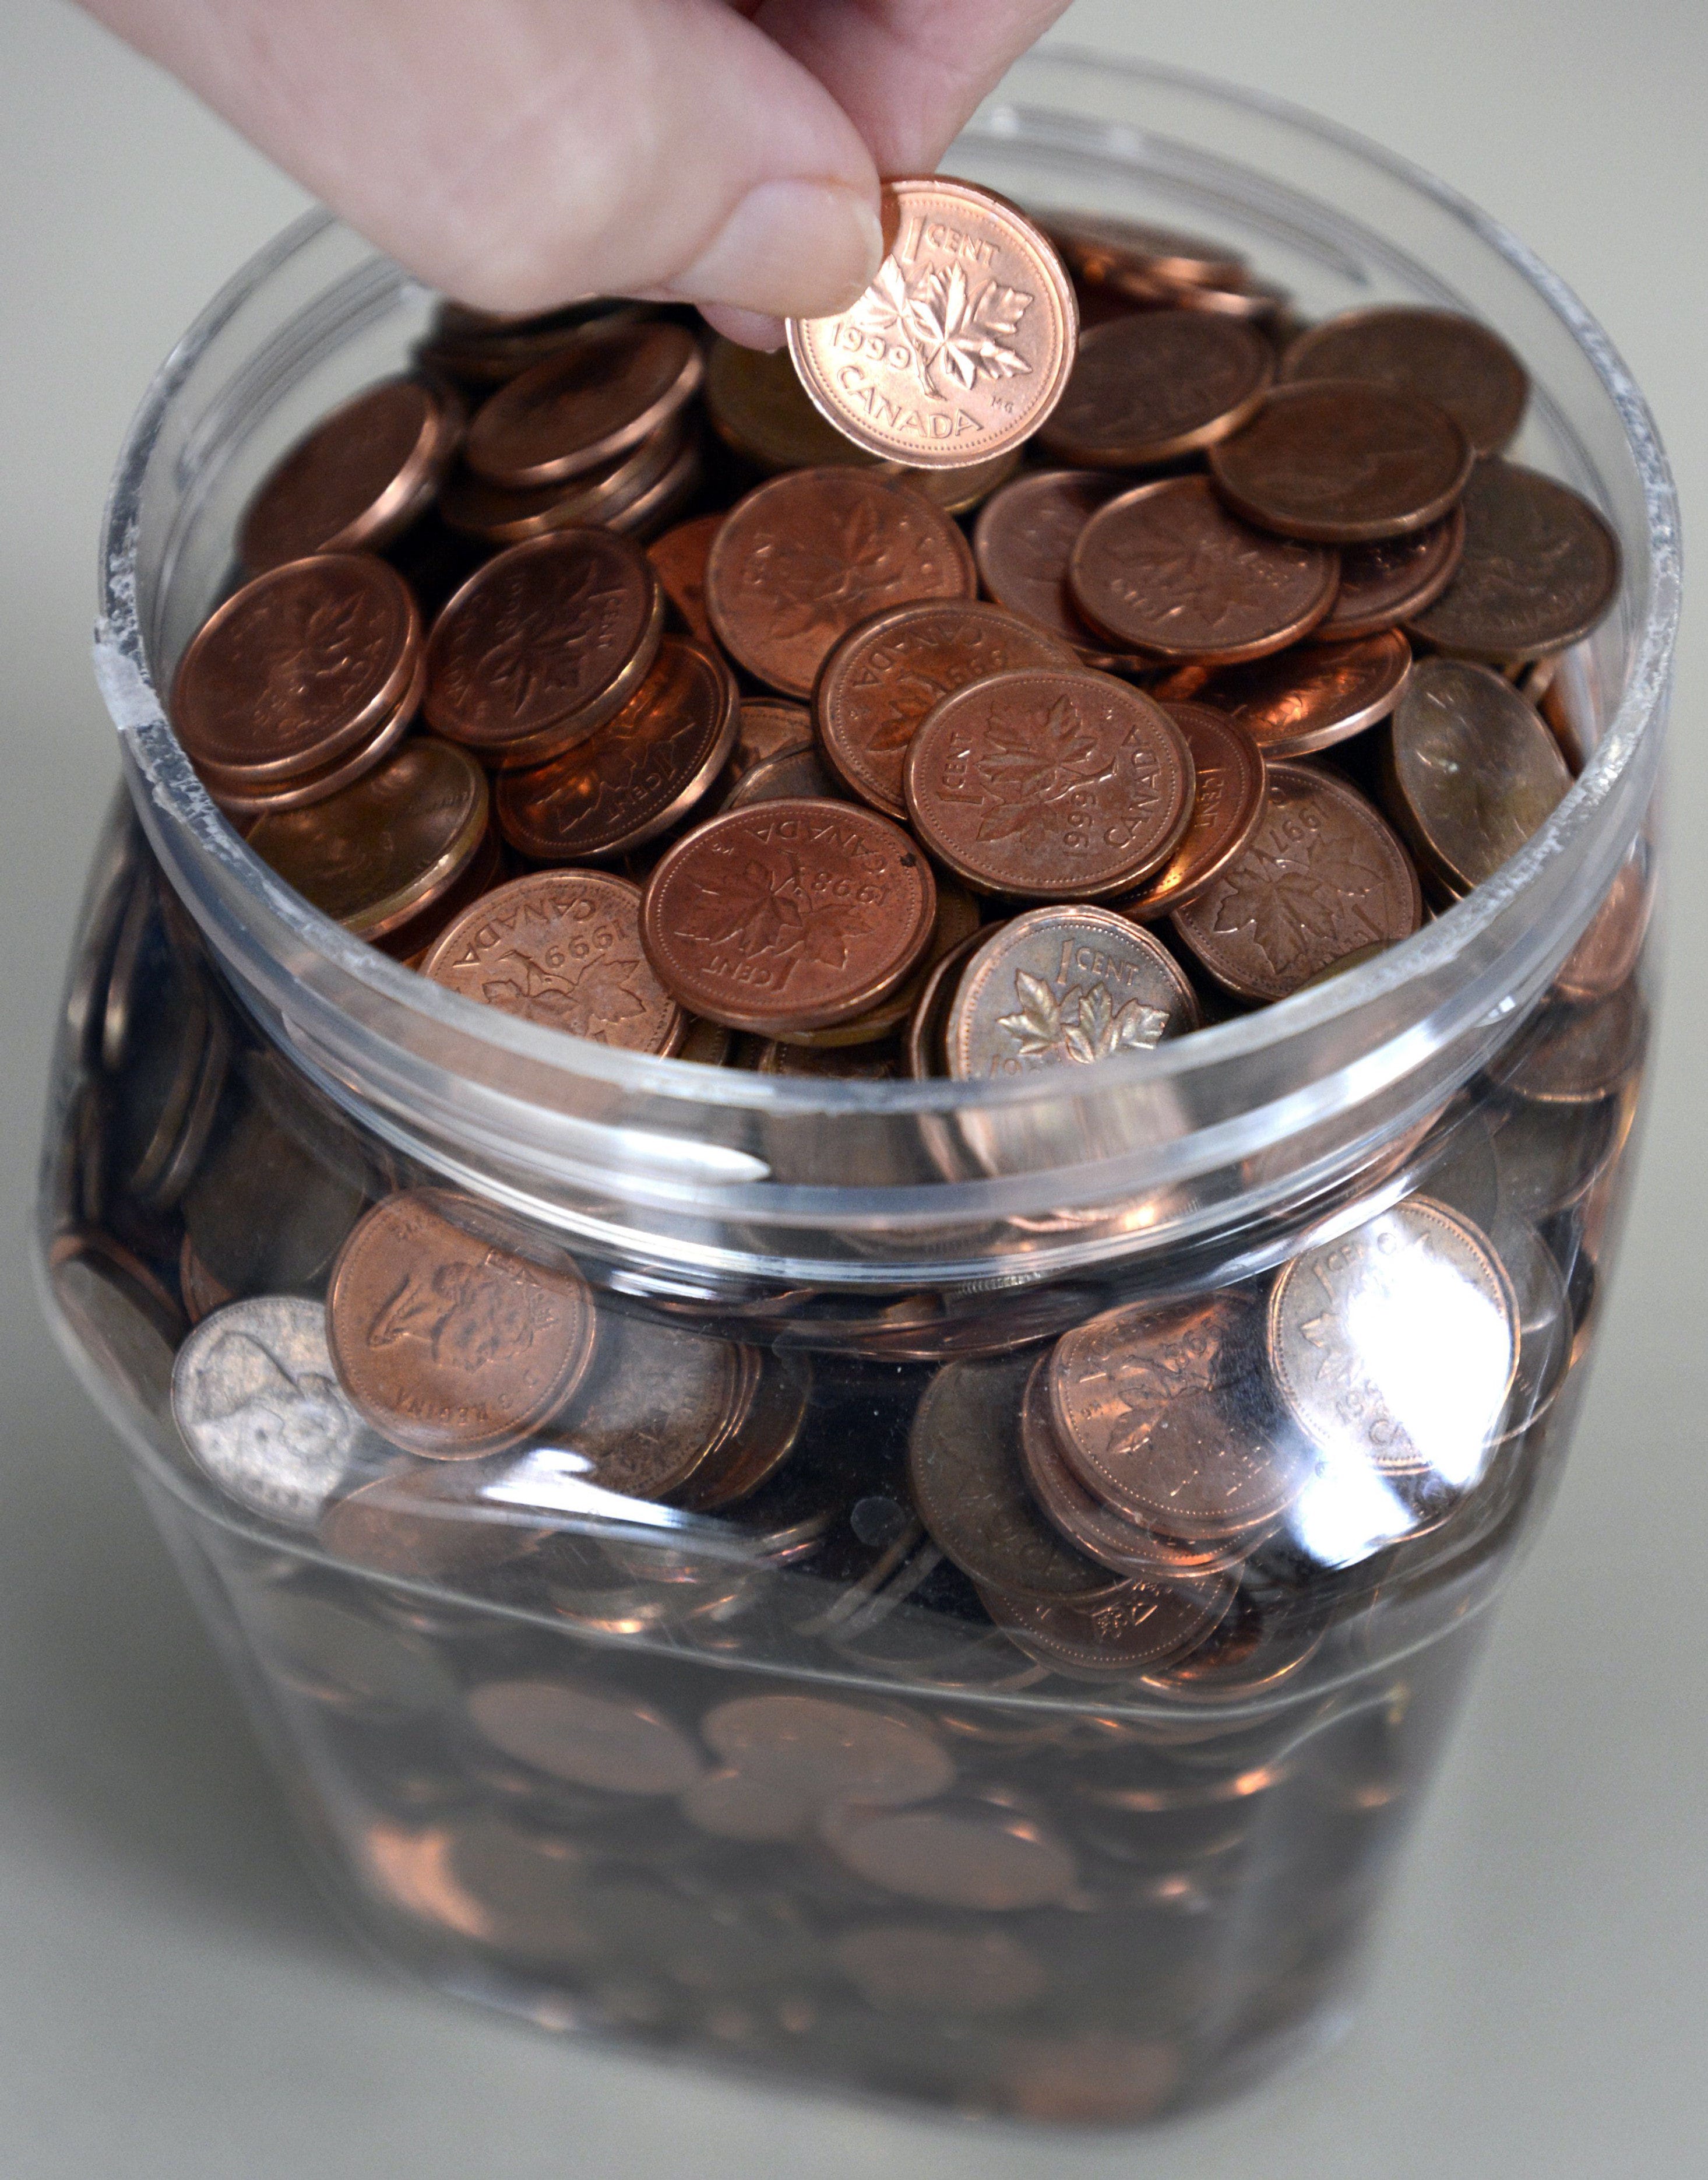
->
1288, 1445, 1417, 1569
476, 1445, 695, 1531
1340, 1236, 1510, 1489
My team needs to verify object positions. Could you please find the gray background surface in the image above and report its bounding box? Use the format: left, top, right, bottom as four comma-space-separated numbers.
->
1, 1, 1703, 2171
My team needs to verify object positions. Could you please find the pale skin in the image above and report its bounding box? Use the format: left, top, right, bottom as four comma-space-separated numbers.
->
77, 1, 1076, 345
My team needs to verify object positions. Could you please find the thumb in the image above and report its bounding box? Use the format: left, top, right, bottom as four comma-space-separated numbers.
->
78, 0, 885, 319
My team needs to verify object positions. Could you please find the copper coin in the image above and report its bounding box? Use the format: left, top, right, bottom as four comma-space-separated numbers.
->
730, 699, 813, 783
421, 871, 684, 1054
466, 1678, 705, 1794
198, 660, 421, 816
1199, 628, 1413, 758
552, 1306, 749, 1501
246, 736, 489, 940
705, 337, 877, 472
240, 375, 462, 573
720, 743, 843, 810
1281, 305, 1529, 457
417, 296, 643, 385
833, 1926, 1047, 2015
982, 1577, 1231, 1681
378, 820, 503, 965
772, 879, 980, 1051
1385, 658, 1572, 892
1070, 476, 1339, 663
787, 175, 1077, 469
1039, 311, 1273, 469
1139, 1590, 1322, 1705
1172, 763, 1422, 1001
1318, 509, 1466, 639
1116, 705, 1266, 920
820, 1797, 1077, 1908
423, 529, 664, 766
1046, 213, 1247, 298
973, 468, 1127, 651
318, 1465, 540, 1583
1267, 1197, 1519, 1481
646, 512, 724, 645
674, 1347, 812, 1511
1553, 850, 1650, 1004
815, 600, 1079, 821
464, 319, 703, 487
705, 467, 976, 699
874, 447, 1023, 518
1049, 1293, 1302, 1540
701, 1693, 953, 1806
326, 1188, 596, 1458
945, 906, 1199, 1078
494, 637, 737, 862
439, 418, 687, 545
640, 799, 936, 1032
748, 1038, 903, 1080
904, 924, 993, 1079
907, 1352, 1124, 1605
172, 554, 422, 783
1488, 984, 1647, 1107
1209, 380, 1474, 543
1404, 459, 1621, 662
903, 669, 1193, 899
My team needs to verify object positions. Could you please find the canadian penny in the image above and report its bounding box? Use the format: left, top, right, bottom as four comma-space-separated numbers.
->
787, 175, 1077, 469
701, 1693, 953, 1806
973, 468, 1127, 651
773, 878, 980, 1050
1385, 657, 1572, 891
1070, 476, 1339, 663
705, 337, 877, 472
720, 743, 843, 809
945, 906, 1199, 1078
240, 376, 463, 572
326, 1188, 596, 1459
903, 669, 1193, 899
640, 799, 936, 1032
730, 699, 813, 782
875, 447, 1023, 518
1046, 213, 1247, 298
674, 1346, 813, 1511
982, 1577, 1231, 1681
1209, 380, 1474, 543
1487, 984, 1647, 1107
1281, 305, 1529, 456
820, 1797, 1077, 1908
494, 636, 738, 862
1139, 1590, 1323, 1705
815, 600, 1079, 820
1172, 763, 1422, 1001
904, 923, 992, 1079
646, 512, 724, 645
464, 319, 703, 487
439, 418, 686, 546
1039, 311, 1273, 469
246, 737, 489, 940
466, 1679, 705, 1795
318, 1465, 542, 1583
172, 554, 421, 783
196, 664, 420, 817
1199, 628, 1413, 758
423, 528, 664, 766
421, 871, 684, 1054
553, 1306, 749, 1501
1552, 850, 1650, 1004
1115, 705, 1266, 920
705, 467, 976, 698
1318, 509, 1465, 639
1404, 459, 1621, 662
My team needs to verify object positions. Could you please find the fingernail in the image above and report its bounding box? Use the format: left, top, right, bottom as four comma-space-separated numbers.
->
665, 180, 883, 319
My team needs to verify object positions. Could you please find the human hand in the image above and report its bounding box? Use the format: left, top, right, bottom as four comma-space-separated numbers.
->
79, 1, 1076, 343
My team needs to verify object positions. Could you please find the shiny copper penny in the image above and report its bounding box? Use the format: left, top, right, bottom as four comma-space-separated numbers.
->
246, 736, 489, 940
1139, 1589, 1323, 1705
646, 512, 724, 645
1404, 459, 1621, 662
439, 418, 687, 546
641, 799, 936, 1032
1046, 213, 1247, 298
1172, 762, 1421, 1001
1116, 704, 1266, 922
815, 600, 1079, 821
982, 1576, 1231, 1680
421, 871, 684, 1054
787, 175, 1077, 469
326, 1188, 596, 1459
1318, 509, 1465, 639
423, 529, 664, 766
1281, 305, 1529, 457
730, 699, 814, 783
1209, 380, 1474, 543
494, 637, 737, 862
945, 906, 1199, 1079
705, 337, 877, 473
1039, 311, 1273, 469
240, 375, 463, 573
464, 318, 703, 487
172, 554, 422, 783
773, 878, 980, 1050
903, 669, 1193, 899
720, 743, 843, 810
973, 468, 1127, 651
1199, 628, 1413, 758
198, 660, 421, 817
1070, 476, 1339, 663
705, 467, 976, 699
1552, 850, 1651, 1004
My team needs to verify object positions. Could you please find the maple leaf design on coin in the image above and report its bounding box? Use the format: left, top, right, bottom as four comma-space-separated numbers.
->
995, 968, 1170, 1066
868, 666, 957, 751
686, 853, 874, 973
477, 563, 627, 713
851, 261, 1034, 400
369, 1255, 558, 1372
750, 498, 901, 642
970, 695, 1119, 839
1208, 828, 1394, 982
484, 947, 649, 1039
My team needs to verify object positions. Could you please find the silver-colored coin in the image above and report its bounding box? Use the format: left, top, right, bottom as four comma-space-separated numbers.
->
1386, 658, 1572, 891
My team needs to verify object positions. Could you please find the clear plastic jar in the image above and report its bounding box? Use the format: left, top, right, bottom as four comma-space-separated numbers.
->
38, 54, 1674, 2126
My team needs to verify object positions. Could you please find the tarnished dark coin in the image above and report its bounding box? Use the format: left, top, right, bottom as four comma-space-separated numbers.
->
705, 337, 878, 472
1039, 311, 1273, 469
720, 743, 843, 810
466, 1678, 705, 1794
819, 1796, 1078, 1908
1384, 657, 1572, 892
903, 669, 1194, 899
416, 295, 644, 385
439, 418, 688, 545
178, 1234, 235, 1326
641, 799, 936, 1032
1070, 476, 1339, 663
1487, 984, 1647, 1106
815, 600, 1078, 820
1404, 459, 1621, 662
705, 467, 976, 699
494, 636, 737, 862
945, 906, 1199, 1079
423, 528, 665, 766
1115, 705, 1266, 920
464, 319, 703, 487
1200, 629, 1413, 758
240, 375, 464, 572
1209, 380, 1474, 543
982, 1577, 1232, 1681
48, 1230, 182, 1413
1172, 763, 1422, 1001
326, 1189, 596, 1458
701, 1693, 953, 1806
1552, 850, 1650, 1004
646, 512, 724, 645
244, 1588, 459, 1711
730, 699, 814, 783
1047, 213, 1248, 299
552, 1306, 751, 1501
181, 1095, 368, 1296
422, 871, 685, 1054
746, 1036, 903, 1080
973, 468, 1126, 651
674, 1348, 812, 1511
1318, 510, 1466, 639
1281, 305, 1529, 456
